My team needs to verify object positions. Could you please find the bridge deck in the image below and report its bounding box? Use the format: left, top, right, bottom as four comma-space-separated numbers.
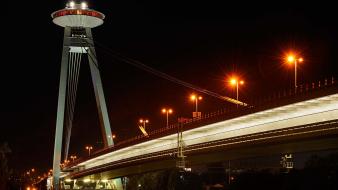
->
63, 84, 338, 179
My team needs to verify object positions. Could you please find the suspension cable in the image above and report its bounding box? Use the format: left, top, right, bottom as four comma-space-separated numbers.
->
82, 38, 248, 106
64, 51, 82, 160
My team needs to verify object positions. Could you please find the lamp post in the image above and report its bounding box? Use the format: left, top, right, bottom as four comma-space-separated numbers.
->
139, 119, 149, 136
70, 155, 77, 162
139, 119, 149, 130
107, 134, 116, 144
64, 159, 70, 166
230, 78, 244, 101
162, 108, 173, 128
190, 94, 202, 112
85, 146, 93, 156
287, 55, 303, 92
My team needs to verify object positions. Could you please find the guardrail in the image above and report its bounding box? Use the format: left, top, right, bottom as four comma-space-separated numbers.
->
114, 77, 337, 147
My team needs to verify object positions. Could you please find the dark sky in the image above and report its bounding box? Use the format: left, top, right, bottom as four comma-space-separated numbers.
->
2, 1, 338, 173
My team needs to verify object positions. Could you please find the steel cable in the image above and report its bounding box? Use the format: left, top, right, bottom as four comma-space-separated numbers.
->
81, 38, 247, 106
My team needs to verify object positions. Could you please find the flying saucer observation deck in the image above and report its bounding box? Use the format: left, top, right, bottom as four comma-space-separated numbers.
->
51, 3, 105, 28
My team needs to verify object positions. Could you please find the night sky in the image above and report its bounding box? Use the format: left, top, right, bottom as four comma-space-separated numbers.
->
2, 1, 338, 173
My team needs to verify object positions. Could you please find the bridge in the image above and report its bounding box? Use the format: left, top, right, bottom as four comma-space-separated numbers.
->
48, 2, 338, 190
56, 82, 338, 189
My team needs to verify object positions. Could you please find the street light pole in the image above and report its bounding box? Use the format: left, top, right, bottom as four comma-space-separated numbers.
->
236, 81, 239, 101
85, 146, 93, 156
70, 155, 77, 162
287, 55, 303, 92
191, 95, 202, 112
139, 119, 149, 130
195, 98, 198, 112
166, 112, 169, 127
230, 78, 244, 107
190, 94, 202, 118
294, 59, 297, 91
162, 108, 173, 128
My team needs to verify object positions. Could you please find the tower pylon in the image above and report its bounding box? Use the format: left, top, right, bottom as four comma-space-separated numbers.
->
51, 2, 113, 189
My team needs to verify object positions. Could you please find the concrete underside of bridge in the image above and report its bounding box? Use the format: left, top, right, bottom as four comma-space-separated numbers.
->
69, 120, 338, 180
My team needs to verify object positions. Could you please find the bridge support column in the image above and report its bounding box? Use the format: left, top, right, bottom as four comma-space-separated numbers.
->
85, 28, 114, 147
52, 27, 114, 190
52, 27, 71, 190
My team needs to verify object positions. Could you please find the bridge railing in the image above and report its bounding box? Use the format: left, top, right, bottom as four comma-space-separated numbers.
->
113, 77, 337, 147
68, 77, 337, 166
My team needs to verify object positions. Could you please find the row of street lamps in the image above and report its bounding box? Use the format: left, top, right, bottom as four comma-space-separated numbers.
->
228, 53, 304, 102
135, 53, 304, 132
138, 94, 203, 131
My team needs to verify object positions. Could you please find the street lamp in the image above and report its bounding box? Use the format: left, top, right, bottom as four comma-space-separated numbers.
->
162, 108, 173, 128
107, 134, 116, 144
70, 155, 77, 162
229, 77, 244, 101
190, 94, 202, 112
85, 146, 93, 156
64, 159, 70, 166
286, 54, 303, 92
139, 119, 149, 136
139, 119, 149, 130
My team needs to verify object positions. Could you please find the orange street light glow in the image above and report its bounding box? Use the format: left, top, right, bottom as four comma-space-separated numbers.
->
230, 78, 237, 85
162, 108, 173, 114
190, 94, 196, 100
286, 54, 303, 64
139, 119, 149, 123
190, 94, 202, 101
287, 55, 295, 63
85, 146, 93, 150
229, 78, 244, 86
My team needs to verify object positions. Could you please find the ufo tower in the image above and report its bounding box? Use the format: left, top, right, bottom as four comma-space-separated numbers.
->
51, 2, 113, 189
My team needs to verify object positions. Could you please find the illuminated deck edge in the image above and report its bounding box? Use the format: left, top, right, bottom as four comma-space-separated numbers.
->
68, 93, 338, 172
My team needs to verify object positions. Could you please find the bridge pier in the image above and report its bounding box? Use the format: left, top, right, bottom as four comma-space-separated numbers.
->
51, 3, 114, 189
